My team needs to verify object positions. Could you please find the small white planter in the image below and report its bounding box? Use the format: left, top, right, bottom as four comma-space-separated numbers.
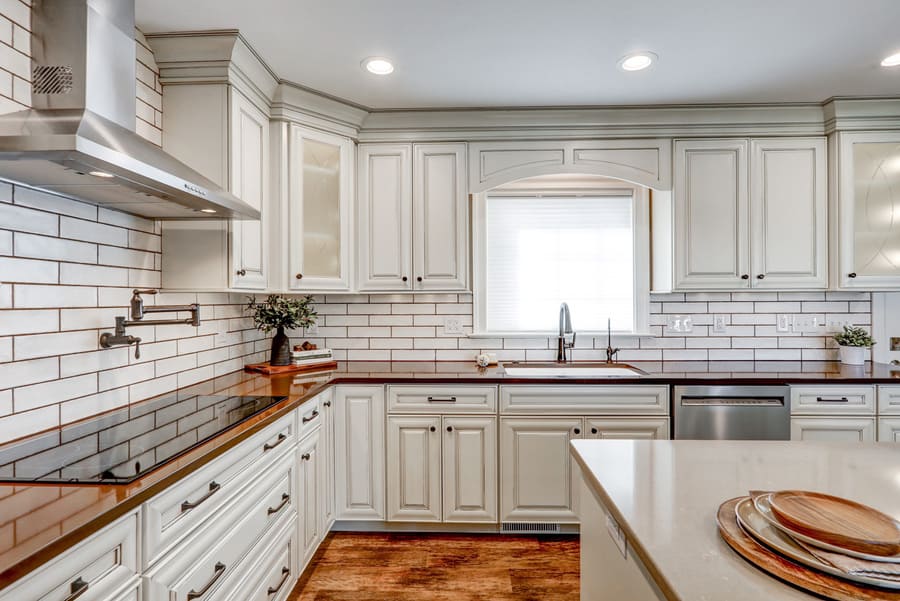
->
838, 345, 867, 365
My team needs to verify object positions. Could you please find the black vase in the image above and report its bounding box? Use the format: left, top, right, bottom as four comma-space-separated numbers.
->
270, 326, 291, 366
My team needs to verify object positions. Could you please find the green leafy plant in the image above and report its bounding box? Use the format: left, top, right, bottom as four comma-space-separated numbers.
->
833, 325, 875, 348
245, 294, 317, 333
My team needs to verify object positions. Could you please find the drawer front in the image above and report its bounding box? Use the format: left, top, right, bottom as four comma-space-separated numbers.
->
387, 385, 497, 413
298, 396, 324, 439
223, 521, 296, 601
878, 386, 900, 415
790, 417, 877, 442
0, 511, 138, 601
789, 386, 876, 415
879, 418, 900, 442
142, 413, 296, 569
500, 385, 669, 415
147, 454, 296, 601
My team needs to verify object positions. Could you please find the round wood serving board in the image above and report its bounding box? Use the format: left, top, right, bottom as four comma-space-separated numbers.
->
717, 497, 900, 601
768, 490, 900, 557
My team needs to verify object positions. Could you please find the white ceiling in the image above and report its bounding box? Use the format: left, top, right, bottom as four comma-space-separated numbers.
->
135, 0, 900, 110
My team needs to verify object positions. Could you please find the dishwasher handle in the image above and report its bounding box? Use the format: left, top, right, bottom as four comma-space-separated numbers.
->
680, 396, 785, 407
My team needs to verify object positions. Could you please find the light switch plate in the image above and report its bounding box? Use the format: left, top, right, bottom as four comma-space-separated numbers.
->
825, 317, 853, 333
713, 315, 727, 333
666, 315, 693, 333
776, 314, 792, 333
792, 315, 819, 334
443, 317, 464, 335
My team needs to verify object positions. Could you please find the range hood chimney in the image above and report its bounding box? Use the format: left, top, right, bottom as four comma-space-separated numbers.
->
0, 0, 260, 220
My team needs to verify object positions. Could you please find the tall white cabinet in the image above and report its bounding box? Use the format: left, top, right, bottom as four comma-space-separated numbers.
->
357, 143, 469, 291
672, 137, 827, 290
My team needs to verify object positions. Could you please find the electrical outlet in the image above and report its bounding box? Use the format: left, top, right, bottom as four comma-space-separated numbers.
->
792, 315, 820, 334
305, 322, 318, 336
666, 315, 693, 333
776, 314, 792, 333
443, 317, 464, 335
891, 337, 900, 351
825, 317, 853, 333
713, 315, 727, 333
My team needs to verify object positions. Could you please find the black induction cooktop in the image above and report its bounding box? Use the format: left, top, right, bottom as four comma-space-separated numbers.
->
0, 393, 288, 484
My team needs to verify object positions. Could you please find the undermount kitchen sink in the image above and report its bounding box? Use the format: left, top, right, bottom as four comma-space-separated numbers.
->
501, 362, 646, 377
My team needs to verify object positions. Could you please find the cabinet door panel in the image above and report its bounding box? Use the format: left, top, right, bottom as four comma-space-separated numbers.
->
414, 144, 468, 290
298, 430, 321, 568
674, 139, 749, 289
878, 418, 900, 442
584, 417, 669, 440
443, 416, 497, 523
790, 417, 876, 442
230, 90, 268, 289
500, 417, 581, 523
750, 138, 827, 288
358, 145, 413, 290
386, 416, 442, 522
333, 386, 385, 520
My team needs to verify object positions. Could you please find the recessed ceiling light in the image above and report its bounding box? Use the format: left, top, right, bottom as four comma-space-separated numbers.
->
881, 52, 900, 67
199, 208, 217, 214
618, 52, 657, 72
362, 57, 394, 75
88, 170, 114, 178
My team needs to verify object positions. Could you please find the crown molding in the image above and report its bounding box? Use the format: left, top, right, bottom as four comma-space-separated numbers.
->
823, 97, 900, 133
271, 82, 368, 138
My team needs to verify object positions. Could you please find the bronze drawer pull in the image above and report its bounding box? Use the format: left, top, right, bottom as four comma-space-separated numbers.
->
267, 567, 291, 596
816, 396, 850, 403
302, 410, 319, 424
187, 562, 226, 600
264, 433, 287, 452
427, 396, 457, 403
64, 578, 89, 601
267, 493, 290, 516
181, 481, 221, 512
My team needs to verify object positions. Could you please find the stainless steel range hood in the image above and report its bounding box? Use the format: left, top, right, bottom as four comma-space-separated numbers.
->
0, 0, 259, 220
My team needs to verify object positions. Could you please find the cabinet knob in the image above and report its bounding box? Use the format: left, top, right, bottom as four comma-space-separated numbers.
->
402, 276, 408, 282
430, 426, 436, 432
295, 273, 303, 280
741, 274, 749, 280
573, 427, 581, 435
236, 269, 246, 277
591, 427, 598, 434
756, 274, 765, 280
417, 276, 423, 282
848, 272, 857, 279
301, 453, 310, 461
446, 426, 453, 432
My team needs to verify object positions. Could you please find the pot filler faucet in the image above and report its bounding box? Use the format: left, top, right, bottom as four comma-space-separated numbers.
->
100, 289, 200, 359
557, 302, 576, 363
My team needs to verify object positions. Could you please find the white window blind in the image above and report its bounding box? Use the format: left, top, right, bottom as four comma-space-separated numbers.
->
485, 195, 635, 333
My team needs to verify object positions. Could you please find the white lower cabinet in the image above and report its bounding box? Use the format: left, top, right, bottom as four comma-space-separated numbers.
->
0, 511, 139, 601
790, 417, 877, 442
333, 385, 386, 520
386, 415, 497, 523
297, 428, 322, 570
319, 389, 336, 532
879, 418, 900, 442
221, 518, 296, 601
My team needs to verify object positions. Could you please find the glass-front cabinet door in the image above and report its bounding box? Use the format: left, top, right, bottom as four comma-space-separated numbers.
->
837, 132, 900, 289
288, 125, 353, 291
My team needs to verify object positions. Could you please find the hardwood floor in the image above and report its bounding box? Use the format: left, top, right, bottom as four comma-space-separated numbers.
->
287, 532, 580, 601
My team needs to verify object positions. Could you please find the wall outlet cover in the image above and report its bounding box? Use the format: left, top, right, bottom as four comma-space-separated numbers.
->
892, 337, 900, 352
713, 314, 727, 333
776, 314, 792, 333
666, 315, 693, 333
443, 317, 464, 335
825, 317, 853, 333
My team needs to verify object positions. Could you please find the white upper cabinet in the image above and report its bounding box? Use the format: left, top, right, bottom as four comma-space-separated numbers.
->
672, 137, 827, 290
358, 143, 468, 292
674, 139, 750, 289
287, 125, 353, 291
834, 132, 900, 289
750, 138, 827, 288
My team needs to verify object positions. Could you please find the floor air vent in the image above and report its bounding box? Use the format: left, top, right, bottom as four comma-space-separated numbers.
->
501, 522, 561, 533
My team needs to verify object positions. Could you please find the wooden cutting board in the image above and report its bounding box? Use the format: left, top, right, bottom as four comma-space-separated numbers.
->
244, 361, 338, 375
718, 497, 900, 601
768, 491, 900, 557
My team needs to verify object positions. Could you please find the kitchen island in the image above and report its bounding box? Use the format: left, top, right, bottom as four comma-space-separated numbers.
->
570, 439, 900, 600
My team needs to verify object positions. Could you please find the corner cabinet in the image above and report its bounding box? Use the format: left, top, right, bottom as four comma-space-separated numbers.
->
286, 125, 354, 291
161, 87, 271, 291
357, 143, 469, 291
672, 137, 826, 290
833, 132, 900, 289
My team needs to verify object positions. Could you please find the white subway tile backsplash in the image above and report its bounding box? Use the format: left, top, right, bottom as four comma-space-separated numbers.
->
97, 207, 156, 233
755, 349, 802, 361
14, 330, 97, 360
0, 356, 58, 390
98, 245, 155, 269
60, 347, 130, 378
60, 263, 129, 287
60, 388, 129, 424
0, 256, 57, 283
0, 335, 9, 362
98, 362, 154, 392
0, 309, 57, 335
0, 228, 10, 254
0, 406, 57, 444
60, 216, 129, 247
14, 186, 97, 221
0, 202, 58, 235
13, 232, 97, 263
14, 373, 96, 412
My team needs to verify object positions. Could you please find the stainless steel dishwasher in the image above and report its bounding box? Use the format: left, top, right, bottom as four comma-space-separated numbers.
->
674, 385, 790, 440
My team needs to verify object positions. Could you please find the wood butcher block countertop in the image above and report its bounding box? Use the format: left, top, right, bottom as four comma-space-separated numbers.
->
1, 359, 899, 589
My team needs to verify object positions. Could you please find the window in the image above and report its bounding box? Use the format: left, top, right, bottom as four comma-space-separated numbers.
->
473, 182, 649, 335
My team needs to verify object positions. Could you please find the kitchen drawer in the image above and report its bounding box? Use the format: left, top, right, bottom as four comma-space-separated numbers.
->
387, 385, 497, 414
500, 385, 669, 415
790, 417, 876, 442
144, 453, 296, 601
789, 386, 876, 415
0, 511, 138, 601
221, 519, 297, 601
879, 418, 900, 442
298, 395, 324, 438
878, 386, 900, 415
142, 412, 296, 569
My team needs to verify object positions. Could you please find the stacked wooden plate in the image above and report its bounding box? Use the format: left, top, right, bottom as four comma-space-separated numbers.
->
717, 490, 900, 600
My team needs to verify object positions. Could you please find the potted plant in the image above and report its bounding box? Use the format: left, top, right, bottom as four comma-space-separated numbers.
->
246, 294, 317, 366
832, 325, 875, 365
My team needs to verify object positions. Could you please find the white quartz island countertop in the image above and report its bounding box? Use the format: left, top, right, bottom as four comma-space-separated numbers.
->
570, 440, 900, 601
